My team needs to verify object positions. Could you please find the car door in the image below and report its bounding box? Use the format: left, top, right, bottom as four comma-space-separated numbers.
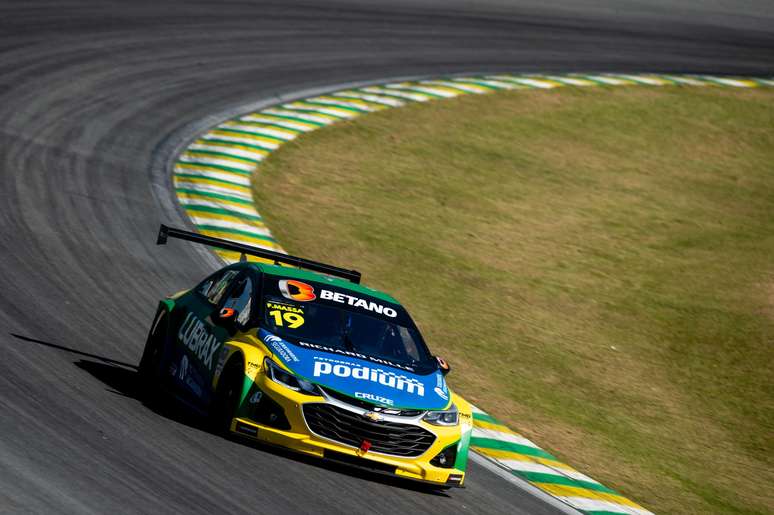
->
171, 267, 241, 405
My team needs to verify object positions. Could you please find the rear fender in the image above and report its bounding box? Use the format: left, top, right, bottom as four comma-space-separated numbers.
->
148, 300, 176, 357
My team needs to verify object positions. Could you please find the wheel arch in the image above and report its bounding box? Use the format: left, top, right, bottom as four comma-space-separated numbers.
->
213, 340, 270, 405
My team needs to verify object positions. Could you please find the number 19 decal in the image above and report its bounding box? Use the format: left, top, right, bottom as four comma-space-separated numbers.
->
269, 310, 305, 329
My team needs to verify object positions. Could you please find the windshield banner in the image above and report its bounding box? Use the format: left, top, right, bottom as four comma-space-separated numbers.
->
265, 276, 412, 325
259, 329, 450, 410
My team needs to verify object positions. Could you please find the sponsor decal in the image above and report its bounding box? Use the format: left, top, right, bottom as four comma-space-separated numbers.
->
355, 391, 395, 406
298, 340, 414, 372
178, 355, 189, 380
266, 301, 304, 314
235, 422, 258, 437
185, 374, 203, 397
319, 289, 397, 318
249, 390, 263, 404
313, 357, 425, 397
178, 355, 203, 397
258, 329, 449, 411
267, 304, 305, 329
177, 312, 222, 370
434, 373, 449, 400
263, 334, 300, 362
279, 279, 316, 302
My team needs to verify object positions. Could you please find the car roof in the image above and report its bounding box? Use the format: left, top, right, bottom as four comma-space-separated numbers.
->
244, 261, 400, 305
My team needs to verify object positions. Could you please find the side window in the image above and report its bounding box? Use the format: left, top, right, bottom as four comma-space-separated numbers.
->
199, 269, 239, 305
196, 275, 216, 297
222, 276, 254, 327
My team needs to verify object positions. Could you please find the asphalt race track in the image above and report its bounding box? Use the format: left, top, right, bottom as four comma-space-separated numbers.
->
0, 1, 772, 513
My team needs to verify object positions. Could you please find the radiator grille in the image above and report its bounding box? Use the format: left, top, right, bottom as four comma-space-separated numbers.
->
303, 403, 435, 457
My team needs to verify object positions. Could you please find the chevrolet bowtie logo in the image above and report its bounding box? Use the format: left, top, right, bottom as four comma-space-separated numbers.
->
363, 411, 382, 422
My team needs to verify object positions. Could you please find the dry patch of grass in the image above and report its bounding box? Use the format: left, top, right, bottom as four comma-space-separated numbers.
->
254, 86, 774, 514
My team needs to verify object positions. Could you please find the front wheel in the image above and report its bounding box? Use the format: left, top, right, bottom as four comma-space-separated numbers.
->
210, 357, 244, 434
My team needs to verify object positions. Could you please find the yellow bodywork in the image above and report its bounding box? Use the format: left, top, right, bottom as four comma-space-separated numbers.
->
215, 331, 472, 487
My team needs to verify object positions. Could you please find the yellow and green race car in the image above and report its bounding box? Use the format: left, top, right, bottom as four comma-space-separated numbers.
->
139, 225, 473, 488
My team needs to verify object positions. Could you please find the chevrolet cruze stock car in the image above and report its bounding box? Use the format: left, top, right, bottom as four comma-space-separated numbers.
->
139, 225, 473, 488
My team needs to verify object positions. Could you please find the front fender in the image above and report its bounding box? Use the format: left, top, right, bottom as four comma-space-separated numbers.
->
450, 391, 474, 472
212, 334, 272, 403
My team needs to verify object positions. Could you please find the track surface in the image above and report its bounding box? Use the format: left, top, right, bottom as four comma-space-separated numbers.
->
0, 1, 772, 513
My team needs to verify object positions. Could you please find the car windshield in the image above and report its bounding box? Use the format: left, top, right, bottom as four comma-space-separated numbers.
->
262, 295, 435, 372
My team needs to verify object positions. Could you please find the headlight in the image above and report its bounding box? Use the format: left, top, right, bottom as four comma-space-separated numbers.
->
423, 403, 459, 426
264, 358, 320, 396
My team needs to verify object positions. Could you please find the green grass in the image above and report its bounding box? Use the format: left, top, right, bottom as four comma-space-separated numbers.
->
253, 86, 774, 514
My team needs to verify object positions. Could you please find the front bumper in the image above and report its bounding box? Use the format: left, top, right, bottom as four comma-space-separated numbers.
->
230, 369, 469, 487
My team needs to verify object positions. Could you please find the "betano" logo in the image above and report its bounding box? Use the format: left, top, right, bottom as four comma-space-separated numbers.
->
278, 279, 316, 302
319, 290, 397, 318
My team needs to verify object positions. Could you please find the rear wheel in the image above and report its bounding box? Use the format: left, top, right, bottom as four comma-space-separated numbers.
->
138, 309, 167, 399
210, 357, 244, 434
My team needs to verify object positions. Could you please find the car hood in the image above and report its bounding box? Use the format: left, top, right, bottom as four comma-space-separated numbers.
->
259, 329, 451, 411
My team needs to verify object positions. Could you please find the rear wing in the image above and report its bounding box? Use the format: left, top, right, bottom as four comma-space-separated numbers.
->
156, 224, 361, 284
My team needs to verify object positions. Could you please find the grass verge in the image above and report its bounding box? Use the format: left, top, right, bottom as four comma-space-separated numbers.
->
253, 86, 774, 514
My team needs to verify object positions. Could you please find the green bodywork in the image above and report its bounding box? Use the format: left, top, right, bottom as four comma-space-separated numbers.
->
455, 425, 472, 471
256, 262, 399, 304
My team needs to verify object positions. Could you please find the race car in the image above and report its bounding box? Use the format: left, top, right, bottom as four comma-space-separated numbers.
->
139, 225, 473, 488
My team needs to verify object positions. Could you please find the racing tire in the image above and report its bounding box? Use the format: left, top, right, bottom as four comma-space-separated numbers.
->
210, 357, 244, 435
138, 309, 168, 400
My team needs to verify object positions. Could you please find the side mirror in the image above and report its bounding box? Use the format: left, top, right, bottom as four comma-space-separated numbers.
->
436, 356, 451, 376
214, 307, 238, 330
